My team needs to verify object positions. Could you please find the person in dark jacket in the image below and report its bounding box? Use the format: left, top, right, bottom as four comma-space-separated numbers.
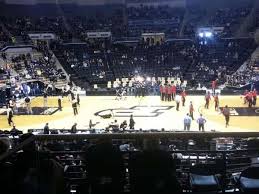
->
77, 93, 80, 106
13, 133, 65, 194
129, 139, 181, 194
7, 105, 14, 126
71, 123, 77, 133
84, 138, 125, 194
72, 99, 78, 116
58, 96, 62, 111
44, 123, 50, 134
0, 138, 13, 193
129, 114, 135, 129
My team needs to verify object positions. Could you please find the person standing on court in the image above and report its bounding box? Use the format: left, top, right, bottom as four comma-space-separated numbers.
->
175, 94, 181, 111
171, 84, 176, 101
162, 84, 166, 101
214, 93, 219, 111
58, 96, 62, 111
72, 98, 78, 116
211, 79, 217, 96
252, 89, 257, 106
243, 90, 249, 104
197, 114, 206, 132
181, 90, 186, 106
77, 93, 80, 106
129, 114, 135, 130
164, 84, 168, 101
247, 91, 253, 108
183, 113, 192, 131
159, 84, 164, 101
9, 99, 14, 111
189, 101, 194, 120
43, 91, 48, 110
89, 119, 93, 129
25, 95, 32, 114
222, 105, 230, 128
7, 105, 14, 126
205, 91, 211, 109
167, 84, 172, 101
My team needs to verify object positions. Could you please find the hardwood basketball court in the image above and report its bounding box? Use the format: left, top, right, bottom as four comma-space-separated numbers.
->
0, 95, 258, 132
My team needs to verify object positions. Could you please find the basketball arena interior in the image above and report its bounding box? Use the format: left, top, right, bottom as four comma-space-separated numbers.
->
1, 0, 259, 193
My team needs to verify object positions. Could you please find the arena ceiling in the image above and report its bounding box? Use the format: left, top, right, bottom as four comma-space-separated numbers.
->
0, 0, 256, 9
2, 0, 126, 4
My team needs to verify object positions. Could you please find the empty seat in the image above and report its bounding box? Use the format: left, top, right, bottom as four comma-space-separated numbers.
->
190, 163, 222, 192
236, 166, 259, 192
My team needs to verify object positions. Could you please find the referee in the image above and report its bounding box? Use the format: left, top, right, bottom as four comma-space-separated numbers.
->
197, 114, 206, 132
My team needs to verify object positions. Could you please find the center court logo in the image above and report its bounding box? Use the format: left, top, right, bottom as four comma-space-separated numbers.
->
95, 105, 174, 117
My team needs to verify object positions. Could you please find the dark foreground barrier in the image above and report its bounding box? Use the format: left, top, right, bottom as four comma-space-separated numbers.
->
1, 131, 259, 193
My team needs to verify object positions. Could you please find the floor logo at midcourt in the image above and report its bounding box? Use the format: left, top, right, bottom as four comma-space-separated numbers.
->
95, 106, 174, 117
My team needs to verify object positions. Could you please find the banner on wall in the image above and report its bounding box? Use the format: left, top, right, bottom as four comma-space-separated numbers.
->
28, 33, 56, 40
87, 32, 112, 38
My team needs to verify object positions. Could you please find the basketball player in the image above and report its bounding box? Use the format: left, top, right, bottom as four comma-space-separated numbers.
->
222, 105, 230, 127
77, 93, 80, 106
58, 96, 62, 111
11, 98, 17, 114
252, 89, 257, 106
89, 119, 93, 129
167, 84, 172, 101
205, 91, 211, 109
25, 96, 32, 114
72, 99, 78, 116
243, 90, 249, 104
7, 105, 14, 126
162, 84, 166, 101
181, 90, 186, 106
214, 93, 219, 111
164, 84, 168, 101
140, 82, 145, 97
160, 84, 164, 101
43, 91, 48, 110
71, 91, 75, 101
171, 84, 176, 101
189, 101, 194, 120
135, 82, 141, 98
175, 94, 181, 111
211, 79, 217, 96
247, 91, 253, 108
9, 98, 17, 114
9, 99, 14, 110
